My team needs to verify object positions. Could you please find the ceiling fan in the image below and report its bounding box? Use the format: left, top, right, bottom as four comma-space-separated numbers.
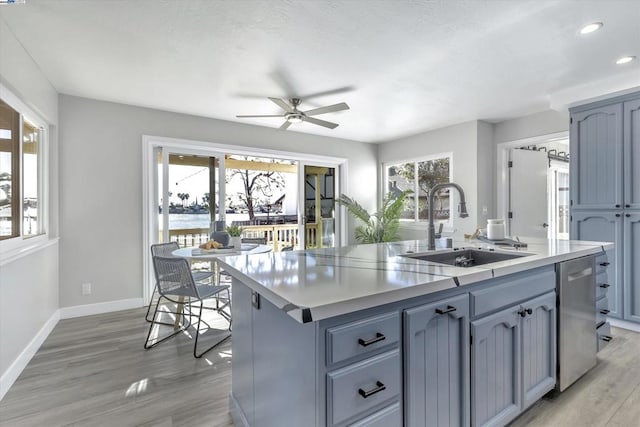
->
236, 97, 350, 130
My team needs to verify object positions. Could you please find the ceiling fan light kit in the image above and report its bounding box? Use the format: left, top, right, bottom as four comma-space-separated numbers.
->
236, 96, 349, 130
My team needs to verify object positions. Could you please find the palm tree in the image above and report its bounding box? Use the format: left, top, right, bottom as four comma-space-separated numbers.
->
337, 190, 411, 243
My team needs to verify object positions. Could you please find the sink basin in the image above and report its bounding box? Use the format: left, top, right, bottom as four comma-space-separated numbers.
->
403, 249, 530, 267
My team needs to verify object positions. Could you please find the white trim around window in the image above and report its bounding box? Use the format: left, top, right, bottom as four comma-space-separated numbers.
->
0, 82, 50, 263
382, 152, 453, 226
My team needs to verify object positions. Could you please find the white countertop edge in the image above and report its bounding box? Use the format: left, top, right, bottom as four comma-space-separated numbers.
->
219, 240, 613, 324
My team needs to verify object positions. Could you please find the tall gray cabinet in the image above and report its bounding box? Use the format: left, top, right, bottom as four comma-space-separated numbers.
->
570, 92, 640, 323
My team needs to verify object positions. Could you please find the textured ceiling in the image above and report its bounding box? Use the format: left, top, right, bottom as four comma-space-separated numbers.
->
1, 0, 639, 142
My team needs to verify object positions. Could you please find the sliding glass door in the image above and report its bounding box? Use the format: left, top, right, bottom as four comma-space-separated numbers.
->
154, 148, 224, 246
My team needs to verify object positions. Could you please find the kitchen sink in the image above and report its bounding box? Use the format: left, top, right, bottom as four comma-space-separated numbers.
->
403, 248, 530, 267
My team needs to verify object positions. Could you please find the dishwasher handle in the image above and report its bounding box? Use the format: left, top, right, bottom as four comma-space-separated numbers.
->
567, 267, 593, 282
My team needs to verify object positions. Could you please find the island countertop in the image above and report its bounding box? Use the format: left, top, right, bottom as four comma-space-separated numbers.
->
217, 238, 613, 323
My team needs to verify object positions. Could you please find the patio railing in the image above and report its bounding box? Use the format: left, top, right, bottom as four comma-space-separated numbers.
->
167, 223, 318, 251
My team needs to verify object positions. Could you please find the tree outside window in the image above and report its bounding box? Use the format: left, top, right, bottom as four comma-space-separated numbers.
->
386, 155, 451, 222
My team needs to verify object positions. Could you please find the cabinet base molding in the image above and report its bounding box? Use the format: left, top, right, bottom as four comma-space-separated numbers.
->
229, 392, 250, 427
609, 318, 640, 333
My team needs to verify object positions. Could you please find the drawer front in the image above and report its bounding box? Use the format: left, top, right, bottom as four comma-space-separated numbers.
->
327, 350, 400, 426
327, 312, 399, 365
595, 270, 610, 300
596, 297, 610, 326
597, 322, 612, 352
471, 267, 555, 317
348, 402, 401, 427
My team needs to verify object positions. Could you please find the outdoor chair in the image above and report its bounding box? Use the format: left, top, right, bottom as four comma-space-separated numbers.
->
144, 256, 231, 358
147, 242, 214, 322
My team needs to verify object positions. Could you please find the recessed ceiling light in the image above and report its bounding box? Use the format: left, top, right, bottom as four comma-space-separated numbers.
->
616, 56, 636, 65
580, 22, 603, 35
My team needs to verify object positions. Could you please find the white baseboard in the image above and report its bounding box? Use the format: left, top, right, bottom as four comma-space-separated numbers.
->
609, 318, 640, 333
59, 298, 144, 319
0, 310, 60, 401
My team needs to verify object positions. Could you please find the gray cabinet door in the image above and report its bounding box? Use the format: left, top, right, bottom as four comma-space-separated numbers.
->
571, 211, 623, 319
404, 294, 470, 427
624, 99, 640, 209
471, 305, 521, 427
624, 213, 640, 322
570, 104, 623, 209
521, 292, 557, 409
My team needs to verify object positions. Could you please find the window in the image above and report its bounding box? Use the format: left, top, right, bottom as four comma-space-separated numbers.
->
385, 154, 451, 222
0, 96, 46, 242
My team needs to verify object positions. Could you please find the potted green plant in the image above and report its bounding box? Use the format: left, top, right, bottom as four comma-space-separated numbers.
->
336, 190, 411, 243
226, 225, 243, 248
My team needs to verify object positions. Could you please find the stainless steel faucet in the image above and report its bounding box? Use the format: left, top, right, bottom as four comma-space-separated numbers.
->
428, 182, 469, 250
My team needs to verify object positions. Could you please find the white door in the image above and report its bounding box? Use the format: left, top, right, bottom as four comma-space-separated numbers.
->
509, 149, 548, 238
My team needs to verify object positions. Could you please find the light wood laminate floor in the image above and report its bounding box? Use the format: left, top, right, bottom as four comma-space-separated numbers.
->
1, 308, 639, 426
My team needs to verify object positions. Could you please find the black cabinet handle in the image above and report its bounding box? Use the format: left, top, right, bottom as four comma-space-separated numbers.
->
616, 214, 621, 217
600, 262, 610, 267
600, 283, 610, 288
626, 214, 631, 218
600, 309, 610, 315
626, 204, 631, 208
435, 305, 457, 315
358, 381, 386, 398
601, 335, 613, 342
616, 204, 621, 208
358, 332, 386, 347
518, 308, 533, 317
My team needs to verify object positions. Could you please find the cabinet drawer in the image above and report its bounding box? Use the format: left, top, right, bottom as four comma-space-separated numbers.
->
597, 322, 613, 352
326, 312, 399, 365
327, 350, 400, 426
471, 267, 555, 317
595, 270, 610, 300
596, 297, 610, 326
348, 402, 401, 427
595, 252, 610, 274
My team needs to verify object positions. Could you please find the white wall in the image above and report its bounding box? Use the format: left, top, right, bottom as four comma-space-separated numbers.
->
377, 121, 480, 240
58, 95, 377, 308
494, 110, 568, 144
477, 121, 495, 223
0, 17, 59, 397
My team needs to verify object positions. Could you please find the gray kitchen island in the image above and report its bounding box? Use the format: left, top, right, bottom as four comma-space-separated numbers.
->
218, 238, 613, 427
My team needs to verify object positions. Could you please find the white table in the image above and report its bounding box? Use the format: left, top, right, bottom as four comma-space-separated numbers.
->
170, 244, 272, 329
172, 243, 272, 260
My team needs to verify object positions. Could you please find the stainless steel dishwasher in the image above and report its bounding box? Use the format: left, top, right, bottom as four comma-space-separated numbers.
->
557, 255, 596, 391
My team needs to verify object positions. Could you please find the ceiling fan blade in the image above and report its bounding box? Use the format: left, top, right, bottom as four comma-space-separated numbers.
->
302, 116, 339, 129
269, 97, 294, 113
236, 114, 285, 118
304, 102, 350, 116
299, 86, 355, 100
279, 121, 292, 130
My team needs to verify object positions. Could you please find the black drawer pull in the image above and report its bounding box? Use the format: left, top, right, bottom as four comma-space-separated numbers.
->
616, 214, 621, 217
600, 283, 610, 288
626, 204, 631, 208
435, 305, 457, 315
518, 308, 533, 317
358, 332, 386, 347
626, 214, 631, 218
600, 309, 610, 315
358, 381, 386, 398
601, 335, 613, 342
616, 204, 621, 208
600, 262, 610, 267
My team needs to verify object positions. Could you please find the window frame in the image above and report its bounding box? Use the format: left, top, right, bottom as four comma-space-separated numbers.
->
383, 152, 453, 226
0, 82, 49, 257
